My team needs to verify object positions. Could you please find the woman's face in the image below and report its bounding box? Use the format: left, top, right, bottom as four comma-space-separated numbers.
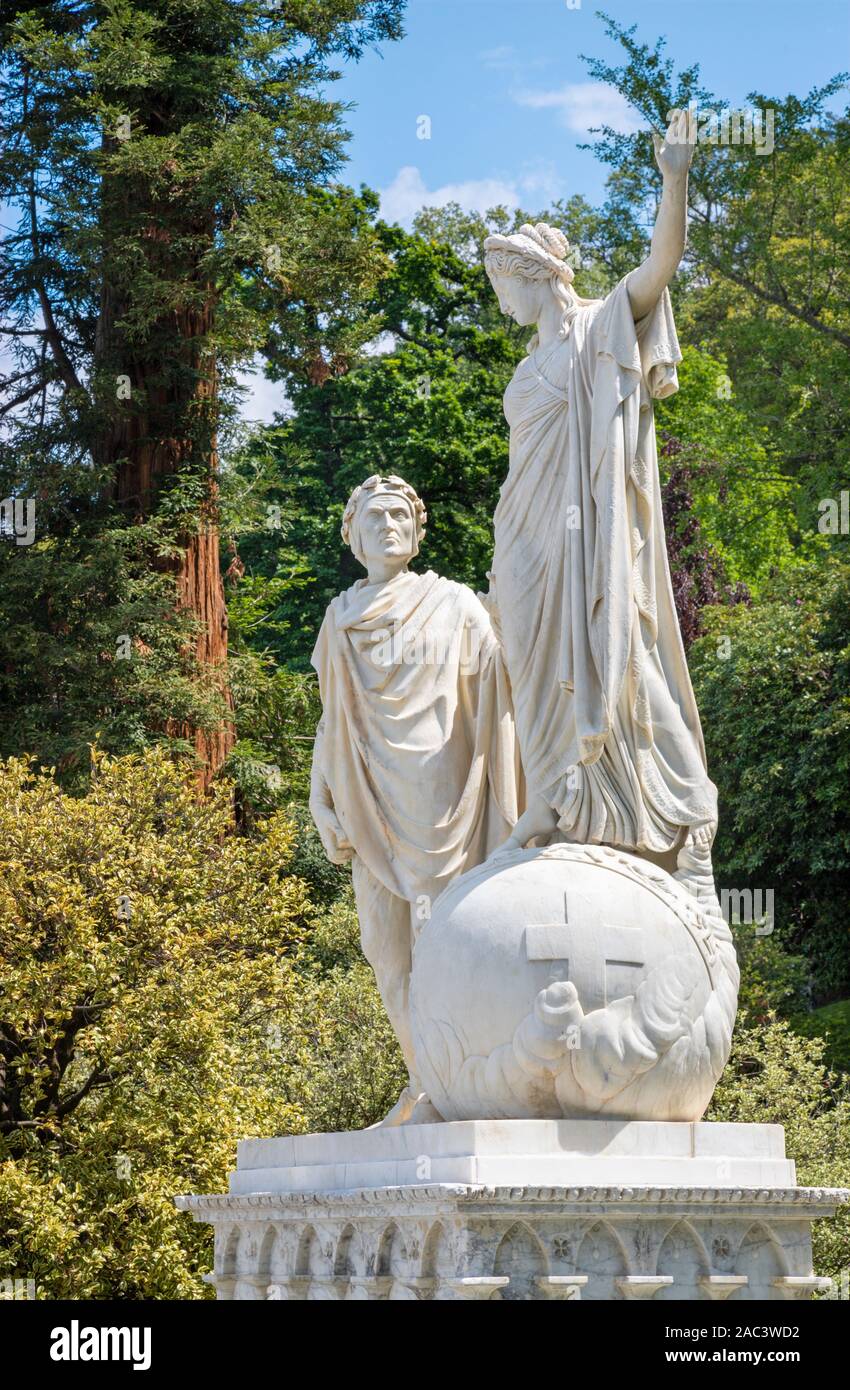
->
490, 271, 543, 327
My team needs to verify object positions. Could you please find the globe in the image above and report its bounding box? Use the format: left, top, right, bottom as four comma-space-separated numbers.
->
409, 842, 739, 1123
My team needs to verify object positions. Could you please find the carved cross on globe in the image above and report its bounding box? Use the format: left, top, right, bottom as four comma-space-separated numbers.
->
525, 891, 645, 1012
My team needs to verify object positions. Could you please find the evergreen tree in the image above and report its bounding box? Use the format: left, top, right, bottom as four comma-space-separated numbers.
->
577, 12, 850, 534
0, 0, 404, 786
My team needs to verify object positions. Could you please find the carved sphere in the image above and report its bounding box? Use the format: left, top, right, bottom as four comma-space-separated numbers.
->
409, 844, 739, 1123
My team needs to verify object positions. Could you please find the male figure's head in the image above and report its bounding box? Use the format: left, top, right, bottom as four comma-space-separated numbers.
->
341, 474, 427, 583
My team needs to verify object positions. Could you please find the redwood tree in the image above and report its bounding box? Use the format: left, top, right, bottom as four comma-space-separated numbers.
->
0, 0, 403, 787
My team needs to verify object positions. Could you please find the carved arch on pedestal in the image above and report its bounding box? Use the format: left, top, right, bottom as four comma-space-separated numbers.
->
733, 1221, 788, 1300
655, 1219, 712, 1300
575, 1219, 630, 1300
493, 1221, 549, 1300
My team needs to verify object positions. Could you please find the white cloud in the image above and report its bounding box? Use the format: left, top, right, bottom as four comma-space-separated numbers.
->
379, 166, 519, 225
362, 331, 397, 357
379, 165, 561, 228
479, 45, 516, 70
514, 81, 641, 135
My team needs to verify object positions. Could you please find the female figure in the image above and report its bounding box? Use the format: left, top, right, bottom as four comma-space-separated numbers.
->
485, 111, 719, 911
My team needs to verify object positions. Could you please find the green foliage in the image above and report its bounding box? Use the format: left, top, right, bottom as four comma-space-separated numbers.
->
714, 886, 850, 1286
655, 346, 797, 591
793, 999, 850, 1077
0, 0, 405, 776
0, 748, 311, 1296
224, 658, 322, 808
580, 13, 850, 536
0, 748, 398, 1297
281, 802, 350, 909
731, 921, 810, 1022
690, 556, 850, 995
284, 892, 406, 1134
709, 1015, 850, 1284
1, 0, 407, 445
0, 511, 230, 783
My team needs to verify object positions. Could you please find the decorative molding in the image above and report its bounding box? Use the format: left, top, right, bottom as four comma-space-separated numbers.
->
177, 1169, 845, 1301
177, 1182, 849, 1217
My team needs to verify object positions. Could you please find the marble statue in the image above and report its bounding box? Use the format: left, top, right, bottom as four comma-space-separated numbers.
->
184, 116, 844, 1301
410, 841, 739, 1123
308, 114, 739, 1127
309, 473, 523, 1125
484, 109, 720, 919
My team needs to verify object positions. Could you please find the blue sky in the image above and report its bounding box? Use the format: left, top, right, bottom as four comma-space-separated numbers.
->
338, 0, 849, 223
243, 0, 847, 420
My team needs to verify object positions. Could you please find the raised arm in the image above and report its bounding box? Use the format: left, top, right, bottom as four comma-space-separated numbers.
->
627, 109, 695, 322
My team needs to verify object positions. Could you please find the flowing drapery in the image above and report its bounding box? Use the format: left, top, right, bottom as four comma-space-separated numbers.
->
311, 570, 523, 903
492, 277, 717, 853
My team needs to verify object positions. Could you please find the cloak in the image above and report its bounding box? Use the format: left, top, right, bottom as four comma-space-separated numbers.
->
311, 569, 523, 903
492, 277, 717, 853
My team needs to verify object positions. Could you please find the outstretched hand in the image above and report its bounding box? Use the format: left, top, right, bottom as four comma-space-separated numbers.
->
653, 108, 696, 182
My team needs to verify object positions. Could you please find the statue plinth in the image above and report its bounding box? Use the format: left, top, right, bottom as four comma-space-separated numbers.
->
177, 847, 847, 1301
176, 1120, 846, 1301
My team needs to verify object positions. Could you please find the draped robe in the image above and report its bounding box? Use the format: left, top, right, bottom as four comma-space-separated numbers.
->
311, 569, 522, 906
491, 277, 717, 854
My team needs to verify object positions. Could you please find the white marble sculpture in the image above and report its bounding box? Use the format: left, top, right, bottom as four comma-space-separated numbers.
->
484, 110, 720, 917
184, 116, 845, 1300
409, 842, 738, 1123
309, 474, 523, 1124
308, 112, 737, 1127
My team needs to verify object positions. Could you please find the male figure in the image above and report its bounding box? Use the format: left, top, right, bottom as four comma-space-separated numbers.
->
310, 474, 522, 1124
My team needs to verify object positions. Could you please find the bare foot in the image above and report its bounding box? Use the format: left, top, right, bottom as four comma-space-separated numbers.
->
494, 791, 559, 856
674, 825, 723, 921
367, 1087, 442, 1128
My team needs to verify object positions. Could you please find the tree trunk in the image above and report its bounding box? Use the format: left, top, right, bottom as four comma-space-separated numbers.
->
169, 492, 234, 797
95, 224, 234, 794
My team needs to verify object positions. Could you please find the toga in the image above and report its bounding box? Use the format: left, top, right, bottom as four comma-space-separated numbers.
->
311, 568, 523, 907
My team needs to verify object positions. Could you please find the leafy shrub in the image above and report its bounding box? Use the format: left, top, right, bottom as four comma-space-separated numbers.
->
710, 1016, 850, 1285
0, 749, 311, 1298
0, 751, 400, 1297
691, 556, 850, 997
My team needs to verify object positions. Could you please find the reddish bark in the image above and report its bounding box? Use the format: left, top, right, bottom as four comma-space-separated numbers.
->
170, 516, 234, 796
97, 227, 234, 793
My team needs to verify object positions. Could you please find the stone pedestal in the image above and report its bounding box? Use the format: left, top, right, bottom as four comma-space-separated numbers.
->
176, 1121, 846, 1301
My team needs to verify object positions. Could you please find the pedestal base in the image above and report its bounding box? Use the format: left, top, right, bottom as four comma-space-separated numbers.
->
176, 1121, 846, 1301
